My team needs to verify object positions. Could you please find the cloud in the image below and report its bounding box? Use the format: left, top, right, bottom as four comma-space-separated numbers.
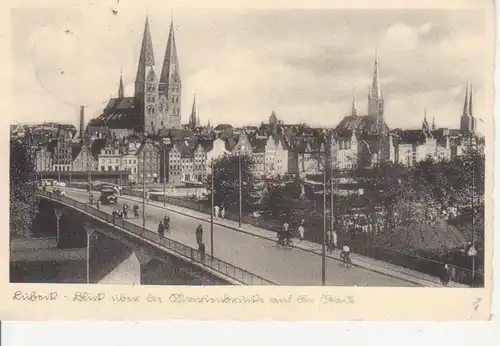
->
383, 22, 419, 51
10, 8, 488, 133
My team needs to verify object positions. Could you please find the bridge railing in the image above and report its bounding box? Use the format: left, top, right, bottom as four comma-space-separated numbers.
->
37, 190, 275, 286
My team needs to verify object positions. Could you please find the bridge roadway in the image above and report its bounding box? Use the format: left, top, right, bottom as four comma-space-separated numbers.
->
63, 189, 416, 286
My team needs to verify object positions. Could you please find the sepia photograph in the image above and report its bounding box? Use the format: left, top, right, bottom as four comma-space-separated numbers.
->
2, 0, 494, 320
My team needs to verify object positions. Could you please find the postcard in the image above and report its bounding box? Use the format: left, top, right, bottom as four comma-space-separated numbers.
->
0, 0, 493, 320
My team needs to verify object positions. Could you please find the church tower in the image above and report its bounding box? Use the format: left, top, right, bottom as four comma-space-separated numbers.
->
368, 52, 385, 132
135, 16, 158, 134
189, 95, 197, 130
351, 95, 358, 116
118, 69, 124, 99
460, 82, 475, 135
159, 18, 182, 129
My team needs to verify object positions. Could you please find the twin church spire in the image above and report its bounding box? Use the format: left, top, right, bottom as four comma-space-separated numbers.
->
129, 14, 182, 132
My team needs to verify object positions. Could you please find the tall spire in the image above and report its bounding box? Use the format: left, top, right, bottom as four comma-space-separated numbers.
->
422, 108, 429, 131
159, 17, 181, 92
351, 95, 358, 116
432, 115, 436, 131
371, 50, 382, 99
468, 83, 473, 117
190, 94, 197, 129
135, 16, 155, 82
118, 69, 124, 98
134, 16, 156, 97
462, 81, 469, 116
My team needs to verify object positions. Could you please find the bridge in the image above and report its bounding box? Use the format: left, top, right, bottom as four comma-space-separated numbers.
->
27, 190, 272, 285
29, 187, 469, 287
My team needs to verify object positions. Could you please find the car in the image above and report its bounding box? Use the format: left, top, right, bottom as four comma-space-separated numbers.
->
54, 181, 66, 187
53, 188, 65, 197
99, 188, 118, 205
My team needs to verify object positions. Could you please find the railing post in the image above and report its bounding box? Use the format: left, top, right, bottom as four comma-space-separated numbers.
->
53, 208, 62, 246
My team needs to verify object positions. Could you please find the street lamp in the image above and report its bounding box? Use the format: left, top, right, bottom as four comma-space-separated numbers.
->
163, 146, 167, 206
322, 149, 327, 286
87, 151, 92, 204
142, 148, 146, 230
238, 146, 245, 228
210, 159, 215, 256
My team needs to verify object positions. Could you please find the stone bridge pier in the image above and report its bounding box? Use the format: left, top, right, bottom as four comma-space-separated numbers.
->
30, 199, 231, 285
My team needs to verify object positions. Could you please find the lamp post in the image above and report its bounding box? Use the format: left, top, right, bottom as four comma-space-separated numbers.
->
238, 146, 245, 228
211, 159, 215, 256
163, 147, 167, 206
142, 149, 146, 230
87, 153, 92, 204
322, 150, 327, 286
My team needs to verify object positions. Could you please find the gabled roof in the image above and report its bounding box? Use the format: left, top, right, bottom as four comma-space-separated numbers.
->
224, 135, 238, 152
90, 97, 141, 131
197, 139, 214, 153
71, 143, 83, 161
335, 115, 389, 138
90, 138, 107, 158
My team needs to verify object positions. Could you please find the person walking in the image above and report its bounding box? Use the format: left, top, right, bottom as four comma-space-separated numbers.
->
195, 224, 203, 245
158, 221, 165, 237
440, 264, 451, 287
332, 230, 338, 251
297, 223, 305, 241
199, 242, 206, 262
123, 203, 128, 219
326, 229, 333, 253
214, 205, 220, 219
220, 207, 226, 219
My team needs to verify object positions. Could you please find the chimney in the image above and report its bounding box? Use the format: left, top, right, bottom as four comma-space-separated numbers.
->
79, 106, 85, 139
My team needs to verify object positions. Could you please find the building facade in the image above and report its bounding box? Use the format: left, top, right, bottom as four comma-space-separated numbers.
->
35, 147, 53, 172
137, 140, 159, 184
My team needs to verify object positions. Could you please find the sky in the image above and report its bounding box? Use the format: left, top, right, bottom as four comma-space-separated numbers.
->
10, 7, 489, 132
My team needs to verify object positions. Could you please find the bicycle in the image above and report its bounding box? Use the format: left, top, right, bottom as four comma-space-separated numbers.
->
339, 252, 352, 268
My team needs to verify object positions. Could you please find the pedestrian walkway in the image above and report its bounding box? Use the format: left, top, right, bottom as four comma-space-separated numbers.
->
117, 193, 468, 288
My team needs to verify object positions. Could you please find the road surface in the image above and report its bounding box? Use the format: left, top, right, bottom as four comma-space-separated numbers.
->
62, 189, 416, 286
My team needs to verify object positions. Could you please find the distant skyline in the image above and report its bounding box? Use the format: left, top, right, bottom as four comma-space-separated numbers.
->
11, 7, 488, 133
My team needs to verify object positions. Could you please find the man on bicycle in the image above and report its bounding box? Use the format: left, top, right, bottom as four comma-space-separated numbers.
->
340, 245, 351, 266
277, 221, 290, 246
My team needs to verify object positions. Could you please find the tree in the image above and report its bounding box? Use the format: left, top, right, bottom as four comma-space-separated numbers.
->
261, 173, 302, 222
10, 137, 38, 239
204, 154, 258, 214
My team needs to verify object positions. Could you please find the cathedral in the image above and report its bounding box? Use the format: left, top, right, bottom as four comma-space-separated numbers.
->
88, 16, 182, 137
331, 53, 393, 169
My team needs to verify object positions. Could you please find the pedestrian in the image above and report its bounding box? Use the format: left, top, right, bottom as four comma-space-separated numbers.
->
195, 224, 203, 245
158, 221, 165, 237
297, 223, 305, 241
332, 230, 338, 250
326, 229, 332, 253
199, 242, 206, 262
112, 210, 116, 223
214, 205, 220, 218
440, 264, 451, 287
220, 207, 226, 219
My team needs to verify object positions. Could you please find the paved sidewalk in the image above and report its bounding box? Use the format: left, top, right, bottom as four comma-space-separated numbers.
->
115, 192, 468, 288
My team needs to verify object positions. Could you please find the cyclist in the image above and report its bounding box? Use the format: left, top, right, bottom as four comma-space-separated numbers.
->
133, 204, 139, 219
164, 215, 171, 232
340, 245, 352, 267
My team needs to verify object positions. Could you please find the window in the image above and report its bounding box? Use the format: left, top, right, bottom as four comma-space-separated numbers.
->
101, 166, 105, 171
